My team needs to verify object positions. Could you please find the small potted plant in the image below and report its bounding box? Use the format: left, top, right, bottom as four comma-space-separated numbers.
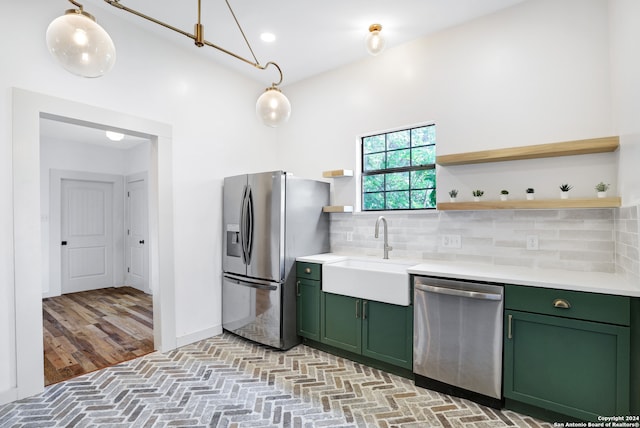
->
500, 190, 509, 201
559, 183, 573, 199
526, 188, 535, 200
595, 182, 609, 198
448, 189, 459, 202
472, 189, 484, 202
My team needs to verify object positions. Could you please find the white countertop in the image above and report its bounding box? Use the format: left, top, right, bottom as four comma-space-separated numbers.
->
297, 253, 640, 297
297, 254, 349, 264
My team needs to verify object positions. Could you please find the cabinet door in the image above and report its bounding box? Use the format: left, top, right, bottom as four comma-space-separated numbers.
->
362, 300, 413, 369
296, 278, 320, 341
321, 292, 361, 353
504, 310, 630, 421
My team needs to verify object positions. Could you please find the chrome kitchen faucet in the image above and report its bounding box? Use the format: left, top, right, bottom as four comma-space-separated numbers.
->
374, 216, 393, 259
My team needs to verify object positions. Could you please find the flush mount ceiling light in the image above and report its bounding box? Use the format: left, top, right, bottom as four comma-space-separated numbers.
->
47, 0, 291, 127
46, 0, 116, 77
365, 23, 385, 56
105, 130, 125, 141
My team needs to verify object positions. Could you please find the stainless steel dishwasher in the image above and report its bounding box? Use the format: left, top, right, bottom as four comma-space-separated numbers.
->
413, 275, 504, 408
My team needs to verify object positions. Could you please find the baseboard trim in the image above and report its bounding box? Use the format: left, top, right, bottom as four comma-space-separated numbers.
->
0, 387, 18, 406
176, 325, 223, 348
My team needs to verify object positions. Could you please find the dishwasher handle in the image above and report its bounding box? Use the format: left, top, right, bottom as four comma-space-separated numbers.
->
415, 282, 502, 301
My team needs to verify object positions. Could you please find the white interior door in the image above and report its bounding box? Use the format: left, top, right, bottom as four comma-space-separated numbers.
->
126, 175, 149, 293
61, 179, 114, 294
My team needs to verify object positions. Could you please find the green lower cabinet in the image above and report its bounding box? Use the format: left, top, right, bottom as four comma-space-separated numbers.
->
504, 309, 630, 421
296, 278, 321, 341
321, 292, 413, 370
320, 292, 362, 353
362, 300, 413, 369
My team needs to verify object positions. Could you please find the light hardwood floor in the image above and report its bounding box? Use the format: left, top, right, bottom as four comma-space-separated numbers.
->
42, 286, 154, 386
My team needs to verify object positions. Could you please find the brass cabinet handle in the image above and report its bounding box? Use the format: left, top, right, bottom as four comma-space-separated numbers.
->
363, 301, 367, 320
553, 298, 571, 309
296, 280, 300, 297
355, 300, 360, 319
507, 314, 513, 339
305, 267, 312, 274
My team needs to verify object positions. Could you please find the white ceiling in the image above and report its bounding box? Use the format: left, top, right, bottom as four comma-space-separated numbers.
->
43, 0, 525, 145
89, 0, 525, 86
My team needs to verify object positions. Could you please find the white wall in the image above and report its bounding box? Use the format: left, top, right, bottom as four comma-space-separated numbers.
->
610, 0, 640, 205
125, 143, 152, 177
278, 0, 614, 202
39, 137, 150, 297
1, 0, 277, 401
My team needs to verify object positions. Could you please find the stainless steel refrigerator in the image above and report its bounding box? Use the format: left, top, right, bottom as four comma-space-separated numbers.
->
222, 170, 329, 350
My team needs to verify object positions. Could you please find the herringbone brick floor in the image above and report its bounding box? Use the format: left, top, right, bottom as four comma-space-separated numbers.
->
0, 332, 552, 427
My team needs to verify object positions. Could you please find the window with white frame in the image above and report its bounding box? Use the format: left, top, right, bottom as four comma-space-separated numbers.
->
361, 124, 436, 211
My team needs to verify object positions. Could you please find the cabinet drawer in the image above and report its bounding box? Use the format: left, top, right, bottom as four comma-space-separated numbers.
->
296, 262, 321, 281
505, 285, 630, 326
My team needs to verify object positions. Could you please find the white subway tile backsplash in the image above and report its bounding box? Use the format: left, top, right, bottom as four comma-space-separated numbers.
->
614, 205, 640, 281
330, 207, 639, 276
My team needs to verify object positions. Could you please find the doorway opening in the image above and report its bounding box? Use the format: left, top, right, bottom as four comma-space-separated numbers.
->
39, 118, 155, 385
12, 88, 176, 401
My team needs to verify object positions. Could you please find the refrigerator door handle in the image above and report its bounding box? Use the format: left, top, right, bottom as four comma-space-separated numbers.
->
246, 186, 254, 265
240, 185, 249, 264
223, 273, 278, 291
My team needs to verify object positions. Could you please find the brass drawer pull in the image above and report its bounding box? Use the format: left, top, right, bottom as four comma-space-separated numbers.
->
305, 267, 312, 274
507, 314, 513, 339
553, 298, 571, 309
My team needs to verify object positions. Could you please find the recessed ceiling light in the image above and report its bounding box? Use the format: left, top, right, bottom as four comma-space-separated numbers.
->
106, 131, 124, 141
260, 32, 276, 43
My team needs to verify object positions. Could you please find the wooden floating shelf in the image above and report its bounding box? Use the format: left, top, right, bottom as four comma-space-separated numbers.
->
322, 205, 354, 213
437, 197, 621, 211
436, 136, 619, 166
322, 169, 353, 178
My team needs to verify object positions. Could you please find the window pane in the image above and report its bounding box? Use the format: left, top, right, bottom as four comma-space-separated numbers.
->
363, 192, 385, 210
363, 135, 385, 154
411, 145, 436, 166
411, 189, 436, 209
386, 191, 410, 210
363, 174, 384, 192
411, 125, 436, 147
385, 172, 409, 191
387, 149, 411, 169
387, 130, 410, 150
410, 190, 427, 208
364, 152, 386, 171
410, 169, 435, 189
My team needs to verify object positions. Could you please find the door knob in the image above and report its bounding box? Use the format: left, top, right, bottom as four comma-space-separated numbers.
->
139, 240, 145, 244
61, 241, 67, 246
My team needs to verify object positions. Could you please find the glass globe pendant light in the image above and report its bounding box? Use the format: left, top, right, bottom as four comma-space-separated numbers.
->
365, 23, 385, 56
46, 2, 116, 78
256, 86, 291, 127
255, 62, 291, 127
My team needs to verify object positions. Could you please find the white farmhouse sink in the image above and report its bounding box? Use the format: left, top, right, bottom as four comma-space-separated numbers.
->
322, 258, 416, 306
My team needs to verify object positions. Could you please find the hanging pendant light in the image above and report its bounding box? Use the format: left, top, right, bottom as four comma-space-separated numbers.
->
255, 62, 291, 127
46, 1, 116, 78
365, 23, 385, 56
46, 0, 291, 126
256, 87, 291, 128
